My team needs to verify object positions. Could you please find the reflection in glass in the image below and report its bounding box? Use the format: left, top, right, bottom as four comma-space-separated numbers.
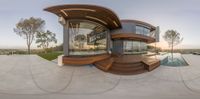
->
123, 41, 147, 54
68, 20, 108, 56
136, 25, 150, 36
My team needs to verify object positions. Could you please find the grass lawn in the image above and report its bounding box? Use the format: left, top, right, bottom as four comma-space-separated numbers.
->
37, 51, 63, 61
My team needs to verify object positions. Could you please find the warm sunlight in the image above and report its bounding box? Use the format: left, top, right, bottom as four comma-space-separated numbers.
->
0, 0, 200, 99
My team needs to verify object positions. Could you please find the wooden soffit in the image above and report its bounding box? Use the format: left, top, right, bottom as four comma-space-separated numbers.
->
44, 4, 121, 30
111, 33, 156, 43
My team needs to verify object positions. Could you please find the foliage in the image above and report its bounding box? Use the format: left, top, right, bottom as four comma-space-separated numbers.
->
36, 30, 57, 52
163, 30, 183, 47
37, 52, 63, 61
163, 30, 183, 59
74, 34, 86, 49
14, 17, 45, 54
52, 44, 63, 51
147, 45, 161, 53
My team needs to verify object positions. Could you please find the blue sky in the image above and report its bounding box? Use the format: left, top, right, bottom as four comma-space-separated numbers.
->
0, 0, 200, 49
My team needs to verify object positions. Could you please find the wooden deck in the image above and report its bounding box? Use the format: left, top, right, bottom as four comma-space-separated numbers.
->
62, 54, 160, 75
63, 54, 110, 65
94, 57, 114, 71
114, 55, 143, 63
142, 58, 160, 71
94, 54, 160, 75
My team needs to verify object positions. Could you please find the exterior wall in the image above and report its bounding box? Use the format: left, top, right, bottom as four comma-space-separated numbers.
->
111, 22, 136, 34
111, 21, 152, 35
110, 21, 155, 55
107, 30, 111, 52
63, 21, 69, 56
63, 19, 110, 56
45, 4, 159, 67
62, 19, 158, 56
155, 26, 160, 42
112, 40, 123, 55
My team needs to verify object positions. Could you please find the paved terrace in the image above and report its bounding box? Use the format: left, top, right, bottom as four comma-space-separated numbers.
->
0, 54, 200, 99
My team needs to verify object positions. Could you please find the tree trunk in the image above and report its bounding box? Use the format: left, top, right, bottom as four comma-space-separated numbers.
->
27, 45, 31, 54
171, 45, 173, 61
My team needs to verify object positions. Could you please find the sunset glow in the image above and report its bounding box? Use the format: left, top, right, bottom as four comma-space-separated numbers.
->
0, 0, 200, 49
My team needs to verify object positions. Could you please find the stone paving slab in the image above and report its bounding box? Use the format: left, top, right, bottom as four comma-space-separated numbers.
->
0, 55, 200, 99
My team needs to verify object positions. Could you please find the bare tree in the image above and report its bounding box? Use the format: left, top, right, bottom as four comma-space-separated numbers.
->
163, 30, 183, 60
74, 34, 86, 49
36, 30, 57, 53
14, 17, 45, 54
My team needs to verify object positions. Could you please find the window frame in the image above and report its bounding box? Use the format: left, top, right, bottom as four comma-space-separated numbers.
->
67, 19, 109, 56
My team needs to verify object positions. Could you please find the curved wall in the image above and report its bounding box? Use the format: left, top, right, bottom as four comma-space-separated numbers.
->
67, 19, 110, 56
44, 4, 159, 65
111, 20, 155, 37
111, 20, 156, 55
111, 22, 136, 34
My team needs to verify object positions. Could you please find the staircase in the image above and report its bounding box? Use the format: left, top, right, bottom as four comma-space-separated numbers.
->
94, 55, 159, 75
94, 57, 114, 71
142, 58, 160, 71
108, 62, 147, 75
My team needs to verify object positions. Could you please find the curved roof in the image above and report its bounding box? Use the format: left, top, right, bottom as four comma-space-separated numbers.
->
121, 20, 156, 31
44, 4, 121, 30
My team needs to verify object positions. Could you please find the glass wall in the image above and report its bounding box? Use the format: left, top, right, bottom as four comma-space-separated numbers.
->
136, 25, 150, 36
68, 20, 108, 56
123, 40, 147, 54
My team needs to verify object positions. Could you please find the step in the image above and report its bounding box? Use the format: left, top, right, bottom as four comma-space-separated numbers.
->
109, 69, 147, 75
112, 62, 144, 68
94, 57, 114, 71
110, 64, 145, 72
109, 61, 146, 75
142, 59, 160, 71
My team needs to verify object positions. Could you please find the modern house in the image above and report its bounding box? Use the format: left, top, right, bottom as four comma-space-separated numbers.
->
44, 4, 160, 75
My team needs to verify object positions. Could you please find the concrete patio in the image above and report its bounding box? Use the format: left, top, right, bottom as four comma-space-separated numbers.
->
0, 54, 200, 99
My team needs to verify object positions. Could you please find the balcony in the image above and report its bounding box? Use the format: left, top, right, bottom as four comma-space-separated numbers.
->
111, 33, 156, 43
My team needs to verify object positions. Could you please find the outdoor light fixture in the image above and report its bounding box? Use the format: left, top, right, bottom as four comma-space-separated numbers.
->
60, 10, 68, 17
63, 8, 96, 12
85, 16, 107, 25
113, 21, 119, 27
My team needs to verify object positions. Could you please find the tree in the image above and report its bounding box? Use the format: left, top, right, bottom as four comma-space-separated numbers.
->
163, 30, 183, 60
14, 17, 45, 54
74, 34, 86, 49
36, 30, 57, 53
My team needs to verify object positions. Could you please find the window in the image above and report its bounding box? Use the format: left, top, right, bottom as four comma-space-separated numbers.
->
143, 27, 150, 36
140, 42, 147, 52
123, 41, 147, 54
136, 26, 143, 35
68, 20, 108, 56
136, 25, 150, 36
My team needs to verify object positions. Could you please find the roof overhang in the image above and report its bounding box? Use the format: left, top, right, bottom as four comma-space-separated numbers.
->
44, 4, 122, 30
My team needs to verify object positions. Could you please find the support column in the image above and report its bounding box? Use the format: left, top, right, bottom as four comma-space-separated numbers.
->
107, 30, 111, 54
63, 21, 69, 56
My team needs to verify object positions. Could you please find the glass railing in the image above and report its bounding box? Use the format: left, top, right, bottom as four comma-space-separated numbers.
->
136, 26, 159, 40
149, 30, 156, 38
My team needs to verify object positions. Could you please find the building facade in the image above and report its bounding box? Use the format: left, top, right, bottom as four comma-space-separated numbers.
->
44, 4, 160, 75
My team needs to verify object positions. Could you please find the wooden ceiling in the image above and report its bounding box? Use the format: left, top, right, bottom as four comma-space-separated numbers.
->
44, 4, 122, 30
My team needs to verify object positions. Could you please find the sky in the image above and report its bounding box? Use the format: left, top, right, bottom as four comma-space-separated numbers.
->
0, 0, 200, 49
